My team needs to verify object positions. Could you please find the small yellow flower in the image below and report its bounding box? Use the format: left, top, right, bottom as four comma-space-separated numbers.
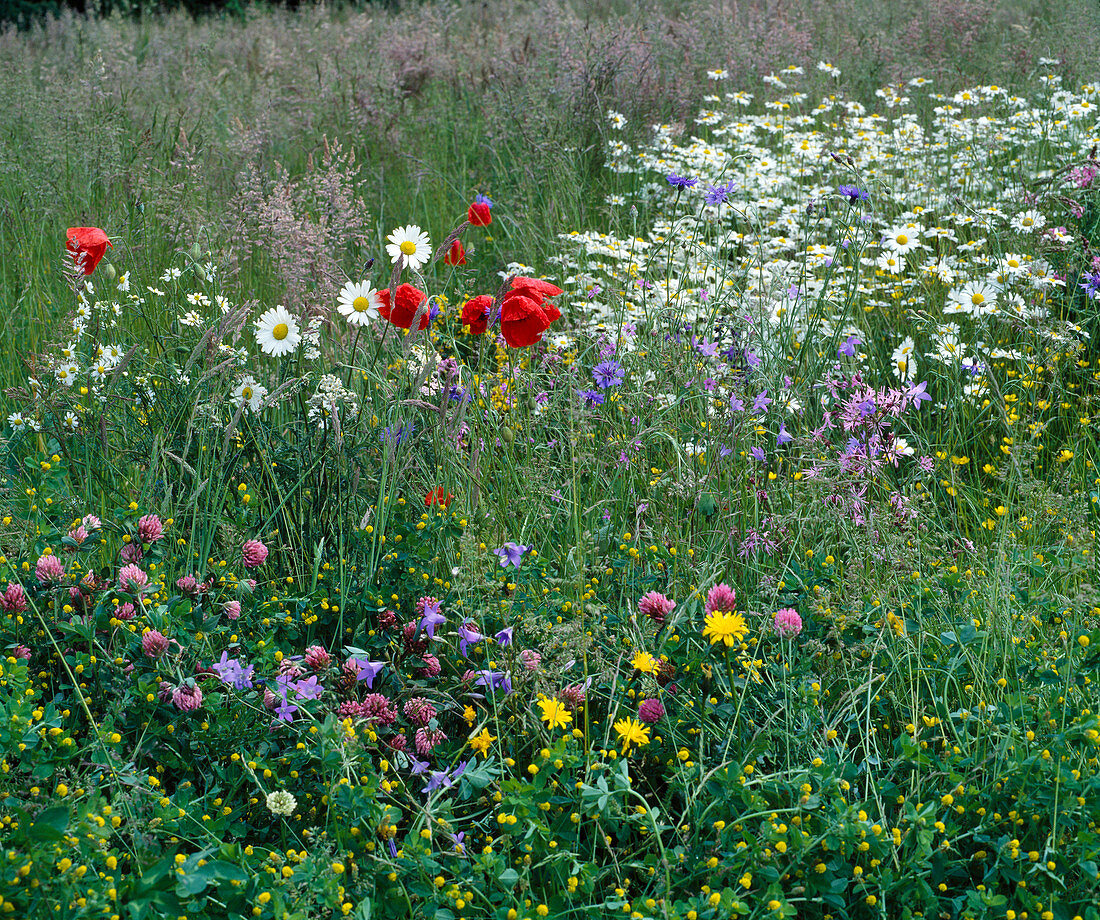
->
630, 650, 660, 675
468, 728, 497, 756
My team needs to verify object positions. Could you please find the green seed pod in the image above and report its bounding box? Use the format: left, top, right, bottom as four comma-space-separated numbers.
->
102, 262, 117, 283
500, 427, 515, 445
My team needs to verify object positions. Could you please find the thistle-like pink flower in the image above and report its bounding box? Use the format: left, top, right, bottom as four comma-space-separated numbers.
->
241, 539, 269, 569
638, 698, 665, 723
773, 608, 803, 637
222, 600, 241, 620
638, 591, 675, 625
704, 583, 737, 615
172, 682, 203, 712
118, 564, 148, 593
419, 654, 442, 678
157, 680, 174, 703
362, 694, 398, 725
403, 697, 436, 726
35, 555, 65, 584
338, 700, 365, 718
263, 687, 279, 711
12, 645, 31, 660
0, 582, 28, 613
115, 602, 136, 621
175, 574, 199, 595
388, 734, 408, 752
141, 629, 169, 659
119, 542, 143, 564
520, 649, 541, 672
304, 645, 331, 670
415, 727, 446, 755
137, 514, 164, 545
67, 525, 89, 548
377, 609, 397, 630
559, 684, 587, 710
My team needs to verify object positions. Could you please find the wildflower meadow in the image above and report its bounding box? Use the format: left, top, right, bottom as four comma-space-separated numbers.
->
2, 1, 1100, 919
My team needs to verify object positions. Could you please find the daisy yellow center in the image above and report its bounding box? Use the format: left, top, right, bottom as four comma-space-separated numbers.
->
1022, 217, 1033, 226
896, 234, 908, 245
273, 323, 289, 341
242, 387, 253, 400
400, 240, 417, 255
1008, 259, 1019, 268
971, 293, 985, 305
353, 296, 370, 313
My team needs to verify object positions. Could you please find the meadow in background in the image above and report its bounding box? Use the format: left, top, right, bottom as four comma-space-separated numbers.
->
1, 1, 1100, 919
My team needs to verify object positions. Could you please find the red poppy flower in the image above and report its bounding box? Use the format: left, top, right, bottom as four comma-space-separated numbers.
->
378, 284, 430, 330
500, 291, 561, 348
425, 487, 453, 508
443, 240, 467, 266
460, 295, 493, 335
66, 227, 112, 275
467, 201, 492, 227
510, 276, 563, 299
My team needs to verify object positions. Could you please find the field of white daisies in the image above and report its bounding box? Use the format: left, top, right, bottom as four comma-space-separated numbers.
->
2, 3, 1100, 919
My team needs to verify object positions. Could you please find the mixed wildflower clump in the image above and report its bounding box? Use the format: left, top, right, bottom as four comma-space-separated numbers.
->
1, 58, 1100, 920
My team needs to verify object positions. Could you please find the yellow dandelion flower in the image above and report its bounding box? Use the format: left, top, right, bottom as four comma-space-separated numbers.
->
613, 717, 651, 754
538, 698, 572, 731
702, 610, 748, 647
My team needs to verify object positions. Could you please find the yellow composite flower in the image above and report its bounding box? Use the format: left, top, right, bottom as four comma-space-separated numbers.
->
703, 610, 749, 647
467, 728, 496, 756
538, 697, 573, 731
630, 650, 660, 676
613, 717, 651, 755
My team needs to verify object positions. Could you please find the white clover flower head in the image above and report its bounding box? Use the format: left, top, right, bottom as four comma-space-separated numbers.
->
266, 790, 297, 817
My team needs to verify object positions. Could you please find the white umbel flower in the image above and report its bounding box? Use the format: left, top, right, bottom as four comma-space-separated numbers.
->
265, 790, 297, 817
336, 281, 382, 326
254, 306, 301, 358
385, 225, 431, 271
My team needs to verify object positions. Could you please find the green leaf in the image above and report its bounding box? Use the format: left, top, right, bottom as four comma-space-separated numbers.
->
28, 805, 69, 841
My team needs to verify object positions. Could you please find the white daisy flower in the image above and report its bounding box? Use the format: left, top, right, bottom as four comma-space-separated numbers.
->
233, 376, 268, 412
180, 311, 204, 327
8, 412, 25, 430
254, 306, 301, 358
1011, 210, 1045, 232
56, 362, 80, 386
62, 412, 79, 431
116, 271, 130, 292
946, 281, 998, 316
882, 225, 921, 255
385, 225, 432, 271
336, 281, 382, 326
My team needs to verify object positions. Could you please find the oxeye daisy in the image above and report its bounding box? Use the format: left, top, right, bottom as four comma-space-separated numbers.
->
254, 305, 301, 358
336, 281, 382, 326
385, 225, 432, 271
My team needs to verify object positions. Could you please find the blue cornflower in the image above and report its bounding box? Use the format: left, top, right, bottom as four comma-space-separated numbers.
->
578, 388, 605, 407
474, 192, 493, 208
838, 184, 869, 204
592, 360, 625, 389
382, 420, 415, 445
1079, 270, 1100, 297
704, 179, 736, 205
667, 174, 698, 189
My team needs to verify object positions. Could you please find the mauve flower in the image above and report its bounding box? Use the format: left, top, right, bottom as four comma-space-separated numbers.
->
119, 543, 143, 564
420, 654, 442, 678
388, 734, 408, 752
158, 681, 174, 703
638, 698, 665, 723
520, 649, 541, 672
0, 583, 28, 613
704, 583, 737, 615
304, 645, 331, 670
35, 555, 65, 584
137, 514, 164, 545
141, 629, 169, 659
402, 622, 428, 656
377, 609, 397, 630
115, 602, 136, 621
172, 682, 203, 712
118, 564, 148, 593
13, 645, 31, 660
222, 600, 241, 620
82, 514, 102, 531
638, 591, 675, 625
242, 539, 268, 569
338, 701, 365, 718
67, 525, 89, 548
263, 687, 279, 711
773, 608, 803, 637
